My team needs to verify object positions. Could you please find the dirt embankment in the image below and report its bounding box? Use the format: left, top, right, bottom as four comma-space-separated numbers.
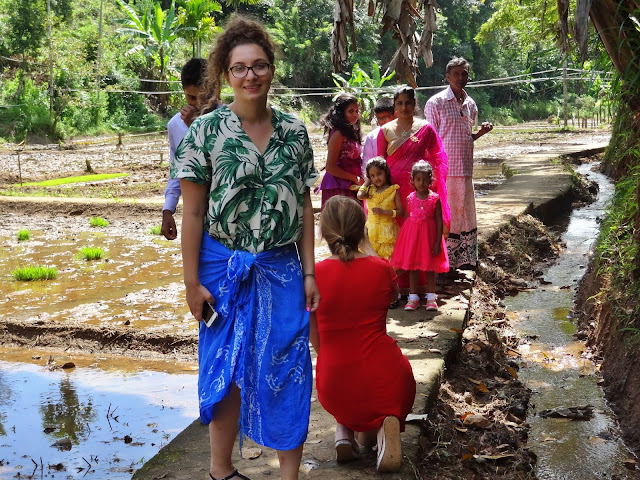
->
0, 319, 197, 362
574, 265, 640, 457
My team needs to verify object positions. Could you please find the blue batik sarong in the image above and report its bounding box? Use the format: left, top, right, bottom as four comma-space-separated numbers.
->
197, 233, 312, 451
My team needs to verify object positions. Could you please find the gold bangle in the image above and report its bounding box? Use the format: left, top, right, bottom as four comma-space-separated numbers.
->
391, 210, 397, 218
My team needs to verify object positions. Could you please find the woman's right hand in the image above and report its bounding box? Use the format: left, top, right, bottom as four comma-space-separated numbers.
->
186, 283, 215, 322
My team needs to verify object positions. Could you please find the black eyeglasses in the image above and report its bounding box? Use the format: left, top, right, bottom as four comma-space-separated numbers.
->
228, 63, 272, 78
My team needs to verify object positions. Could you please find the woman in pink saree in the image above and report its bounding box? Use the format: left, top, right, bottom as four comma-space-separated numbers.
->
377, 86, 450, 229
377, 86, 450, 295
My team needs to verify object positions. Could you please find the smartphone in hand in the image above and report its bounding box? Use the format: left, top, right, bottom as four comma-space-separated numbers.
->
202, 301, 218, 327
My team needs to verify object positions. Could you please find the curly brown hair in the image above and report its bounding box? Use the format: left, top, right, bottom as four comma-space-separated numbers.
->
200, 15, 276, 114
320, 196, 365, 262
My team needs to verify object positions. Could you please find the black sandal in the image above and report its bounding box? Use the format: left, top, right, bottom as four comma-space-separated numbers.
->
209, 470, 251, 480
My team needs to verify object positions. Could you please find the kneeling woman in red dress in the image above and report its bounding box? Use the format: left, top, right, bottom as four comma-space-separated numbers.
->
310, 195, 416, 473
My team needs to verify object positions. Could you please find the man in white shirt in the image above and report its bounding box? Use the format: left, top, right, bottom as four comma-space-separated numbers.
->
161, 58, 207, 240
361, 96, 396, 172
424, 57, 493, 271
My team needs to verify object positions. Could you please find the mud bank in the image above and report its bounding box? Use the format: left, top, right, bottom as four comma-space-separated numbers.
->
0, 318, 197, 362
574, 266, 640, 458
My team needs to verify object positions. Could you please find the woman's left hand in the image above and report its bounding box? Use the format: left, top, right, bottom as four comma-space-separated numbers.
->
304, 276, 320, 312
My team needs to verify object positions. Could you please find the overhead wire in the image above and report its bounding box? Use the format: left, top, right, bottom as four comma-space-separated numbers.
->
2, 59, 612, 99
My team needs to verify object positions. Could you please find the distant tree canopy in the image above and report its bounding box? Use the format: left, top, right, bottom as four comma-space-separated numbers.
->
0, 0, 631, 140
4, 0, 47, 59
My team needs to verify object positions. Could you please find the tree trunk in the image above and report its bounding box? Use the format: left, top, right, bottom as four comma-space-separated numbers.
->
589, 0, 637, 75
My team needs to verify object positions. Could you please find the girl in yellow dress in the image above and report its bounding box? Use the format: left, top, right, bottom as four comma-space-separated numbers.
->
357, 157, 404, 260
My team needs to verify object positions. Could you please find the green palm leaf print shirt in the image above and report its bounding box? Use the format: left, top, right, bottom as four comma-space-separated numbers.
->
171, 105, 319, 254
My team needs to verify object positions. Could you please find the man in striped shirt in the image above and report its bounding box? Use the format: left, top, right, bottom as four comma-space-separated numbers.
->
425, 57, 493, 272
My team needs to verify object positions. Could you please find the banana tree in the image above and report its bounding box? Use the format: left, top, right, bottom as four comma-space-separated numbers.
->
331, 0, 439, 87
332, 62, 396, 122
176, 0, 222, 57
115, 0, 187, 113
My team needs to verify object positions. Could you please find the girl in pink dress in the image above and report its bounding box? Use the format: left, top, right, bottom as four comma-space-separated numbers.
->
318, 94, 364, 207
391, 160, 449, 311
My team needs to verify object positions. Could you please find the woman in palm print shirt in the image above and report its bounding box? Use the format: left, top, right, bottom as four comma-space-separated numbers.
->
171, 15, 320, 480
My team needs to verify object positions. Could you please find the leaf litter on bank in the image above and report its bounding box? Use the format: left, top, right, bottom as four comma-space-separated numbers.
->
417, 214, 565, 478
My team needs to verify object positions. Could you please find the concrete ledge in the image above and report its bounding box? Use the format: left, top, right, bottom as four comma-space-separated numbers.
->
477, 143, 608, 245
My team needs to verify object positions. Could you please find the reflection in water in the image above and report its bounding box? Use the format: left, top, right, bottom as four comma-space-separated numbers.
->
39, 377, 96, 443
0, 360, 197, 479
507, 164, 640, 479
0, 372, 7, 437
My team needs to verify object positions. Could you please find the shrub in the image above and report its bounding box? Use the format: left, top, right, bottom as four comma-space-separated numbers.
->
13, 266, 58, 281
77, 246, 104, 261
519, 100, 557, 121
0, 74, 60, 141
17, 229, 30, 241
89, 217, 109, 227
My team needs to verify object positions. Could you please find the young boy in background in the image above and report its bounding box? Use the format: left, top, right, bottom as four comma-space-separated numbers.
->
161, 57, 207, 240
361, 96, 396, 170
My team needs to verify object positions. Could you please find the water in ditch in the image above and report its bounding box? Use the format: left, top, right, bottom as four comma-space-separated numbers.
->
506, 163, 640, 479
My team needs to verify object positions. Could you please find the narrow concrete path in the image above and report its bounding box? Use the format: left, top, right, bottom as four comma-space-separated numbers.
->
132, 141, 608, 480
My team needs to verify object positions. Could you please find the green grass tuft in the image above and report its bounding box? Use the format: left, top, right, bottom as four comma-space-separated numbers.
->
77, 246, 104, 261
13, 266, 58, 281
148, 225, 162, 235
17, 173, 129, 187
17, 229, 30, 241
89, 217, 109, 227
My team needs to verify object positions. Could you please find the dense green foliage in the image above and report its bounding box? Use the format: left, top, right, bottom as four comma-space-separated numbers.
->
591, 2, 640, 335
595, 101, 640, 334
3, 0, 47, 58
0, 0, 611, 141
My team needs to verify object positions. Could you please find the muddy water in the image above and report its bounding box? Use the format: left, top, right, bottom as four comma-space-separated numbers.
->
506, 164, 640, 478
474, 157, 504, 196
1, 215, 190, 331
0, 351, 197, 479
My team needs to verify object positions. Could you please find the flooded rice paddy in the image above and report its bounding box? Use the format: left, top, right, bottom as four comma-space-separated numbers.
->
1, 216, 189, 331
